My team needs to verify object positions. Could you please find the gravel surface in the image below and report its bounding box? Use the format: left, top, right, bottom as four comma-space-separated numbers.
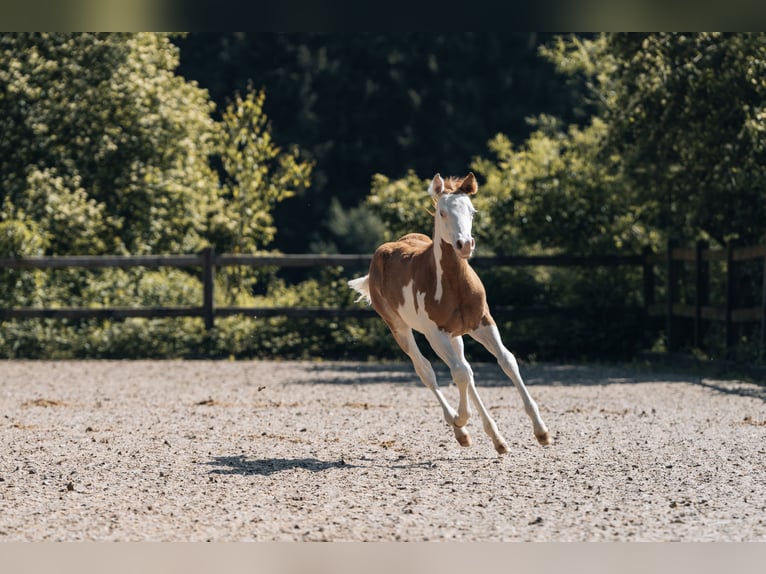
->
1, 359, 765, 541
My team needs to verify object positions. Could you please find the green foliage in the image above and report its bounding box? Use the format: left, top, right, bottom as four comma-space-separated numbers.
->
0, 33, 220, 255
0, 33, 319, 360
0, 34, 310, 261
0, 266, 400, 361
210, 88, 312, 302
0, 217, 46, 257
174, 33, 584, 254
241, 268, 399, 360
314, 198, 387, 254
361, 159, 650, 360
364, 116, 657, 259
213, 88, 312, 254
355, 35, 672, 360
544, 33, 766, 247
0, 215, 47, 307
365, 171, 435, 242
527, 33, 766, 360
473, 118, 660, 256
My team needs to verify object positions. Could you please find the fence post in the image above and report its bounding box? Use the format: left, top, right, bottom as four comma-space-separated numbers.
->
666, 238, 678, 351
694, 240, 709, 349
642, 245, 655, 309
725, 242, 736, 354
761, 241, 766, 360
202, 246, 215, 331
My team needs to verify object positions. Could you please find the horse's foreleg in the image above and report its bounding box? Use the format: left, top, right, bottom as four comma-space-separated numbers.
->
425, 330, 510, 453
469, 322, 551, 446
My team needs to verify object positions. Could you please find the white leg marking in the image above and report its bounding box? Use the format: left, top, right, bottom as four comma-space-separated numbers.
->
469, 324, 551, 446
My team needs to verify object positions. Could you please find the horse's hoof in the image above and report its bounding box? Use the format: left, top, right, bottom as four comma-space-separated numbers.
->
455, 431, 472, 447
536, 431, 552, 446
495, 441, 509, 455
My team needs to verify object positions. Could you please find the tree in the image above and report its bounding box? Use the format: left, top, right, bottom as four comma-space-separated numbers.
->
212, 88, 312, 254
0, 33, 220, 255
472, 116, 659, 256
360, 34, 766, 361
174, 33, 584, 253
0, 33, 310, 260
544, 33, 766, 246
364, 117, 655, 258
211, 88, 312, 302
0, 33, 310, 312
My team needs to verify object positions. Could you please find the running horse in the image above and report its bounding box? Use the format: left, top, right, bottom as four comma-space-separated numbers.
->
349, 173, 551, 454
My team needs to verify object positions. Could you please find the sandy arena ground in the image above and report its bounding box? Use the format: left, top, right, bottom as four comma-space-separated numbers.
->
1, 359, 765, 541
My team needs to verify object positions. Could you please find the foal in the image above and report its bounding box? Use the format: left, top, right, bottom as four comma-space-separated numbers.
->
349, 173, 551, 454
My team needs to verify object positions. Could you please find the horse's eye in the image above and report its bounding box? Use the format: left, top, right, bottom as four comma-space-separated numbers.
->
439, 210, 446, 218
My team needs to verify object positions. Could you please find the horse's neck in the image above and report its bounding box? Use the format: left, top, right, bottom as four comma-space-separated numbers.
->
432, 236, 474, 304
435, 240, 470, 278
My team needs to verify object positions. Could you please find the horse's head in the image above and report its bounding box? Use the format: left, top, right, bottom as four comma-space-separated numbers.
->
428, 172, 478, 259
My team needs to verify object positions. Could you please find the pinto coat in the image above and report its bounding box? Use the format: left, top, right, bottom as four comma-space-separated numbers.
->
349, 173, 550, 453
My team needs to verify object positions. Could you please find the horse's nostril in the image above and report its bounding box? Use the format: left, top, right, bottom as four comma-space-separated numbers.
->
456, 240, 463, 250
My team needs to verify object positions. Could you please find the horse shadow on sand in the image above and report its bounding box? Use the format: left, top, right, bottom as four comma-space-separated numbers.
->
205, 455, 455, 476
205, 456, 352, 476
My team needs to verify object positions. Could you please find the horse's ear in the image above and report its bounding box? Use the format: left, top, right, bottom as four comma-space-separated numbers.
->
458, 172, 478, 195
428, 173, 445, 197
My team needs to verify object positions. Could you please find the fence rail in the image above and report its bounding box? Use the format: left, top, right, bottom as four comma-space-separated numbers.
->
2, 244, 764, 357
0, 252, 644, 270
0, 248, 646, 330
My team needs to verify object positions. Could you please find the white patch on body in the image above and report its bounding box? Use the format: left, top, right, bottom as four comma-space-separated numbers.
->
398, 280, 435, 334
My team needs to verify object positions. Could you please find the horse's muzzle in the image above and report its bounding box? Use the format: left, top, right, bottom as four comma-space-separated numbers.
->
455, 238, 476, 259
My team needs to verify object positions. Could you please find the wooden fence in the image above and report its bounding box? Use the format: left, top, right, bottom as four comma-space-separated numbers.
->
644, 240, 766, 355
0, 248, 644, 330
2, 243, 764, 357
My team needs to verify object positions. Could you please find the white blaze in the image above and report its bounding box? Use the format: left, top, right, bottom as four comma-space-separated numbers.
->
432, 192, 475, 302
433, 240, 444, 302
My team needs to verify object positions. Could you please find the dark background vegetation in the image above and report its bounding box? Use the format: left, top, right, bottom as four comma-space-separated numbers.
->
2, 33, 765, 363
174, 33, 588, 254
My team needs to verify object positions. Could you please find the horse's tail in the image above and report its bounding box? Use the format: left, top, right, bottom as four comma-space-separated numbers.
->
348, 274, 371, 305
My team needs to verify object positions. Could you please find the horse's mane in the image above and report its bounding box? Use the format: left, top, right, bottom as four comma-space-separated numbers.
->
429, 175, 473, 210
443, 176, 465, 193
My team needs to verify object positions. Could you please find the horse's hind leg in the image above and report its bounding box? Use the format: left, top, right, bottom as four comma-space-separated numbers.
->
389, 325, 472, 447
